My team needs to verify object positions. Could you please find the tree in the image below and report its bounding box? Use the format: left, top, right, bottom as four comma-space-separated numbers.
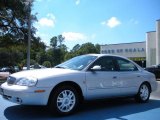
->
71, 44, 80, 52
0, 0, 37, 39
21, 59, 36, 66
95, 44, 100, 53
42, 61, 51, 68
64, 43, 100, 61
50, 36, 57, 49
31, 36, 46, 60
57, 35, 65, 48
77, 42, 98, 55
0, 0, 47, 67
48, 34, 66, 66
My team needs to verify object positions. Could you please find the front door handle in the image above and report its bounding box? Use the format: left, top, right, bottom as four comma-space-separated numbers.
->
113, 76, 117, 79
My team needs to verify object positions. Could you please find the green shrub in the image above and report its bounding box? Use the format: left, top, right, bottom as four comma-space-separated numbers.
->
42, 61, 51, 68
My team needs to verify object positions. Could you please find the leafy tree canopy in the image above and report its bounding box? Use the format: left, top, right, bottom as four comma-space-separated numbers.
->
0, 1, 100, 68
0, 0, 37, 39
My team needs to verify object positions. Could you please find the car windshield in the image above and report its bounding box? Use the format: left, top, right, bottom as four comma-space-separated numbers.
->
55, 55, 97, 70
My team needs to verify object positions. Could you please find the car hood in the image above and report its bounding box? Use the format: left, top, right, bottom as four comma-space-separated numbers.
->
10, 68, 79, 79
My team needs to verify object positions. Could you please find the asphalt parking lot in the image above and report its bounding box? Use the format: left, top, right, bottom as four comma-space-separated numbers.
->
0, 81, 160, 120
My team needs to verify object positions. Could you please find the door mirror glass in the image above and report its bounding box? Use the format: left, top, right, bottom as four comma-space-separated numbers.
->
91, 65, 101, 71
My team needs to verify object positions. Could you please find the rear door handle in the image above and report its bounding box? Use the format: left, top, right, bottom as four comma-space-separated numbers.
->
113, 76, 117, 79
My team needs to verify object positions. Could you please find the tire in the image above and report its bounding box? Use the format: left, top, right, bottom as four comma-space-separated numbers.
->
135, 83, 151, 103
48, 85, 80, 116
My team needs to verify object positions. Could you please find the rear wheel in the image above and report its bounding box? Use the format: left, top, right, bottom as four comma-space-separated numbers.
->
135, 83, 150, 103
48, 85, 80, 116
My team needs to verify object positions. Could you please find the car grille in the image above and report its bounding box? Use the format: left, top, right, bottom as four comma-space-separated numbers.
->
7, 76, 16, 85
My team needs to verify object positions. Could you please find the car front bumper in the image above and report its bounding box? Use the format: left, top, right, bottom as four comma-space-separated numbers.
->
0, 82, 51, 105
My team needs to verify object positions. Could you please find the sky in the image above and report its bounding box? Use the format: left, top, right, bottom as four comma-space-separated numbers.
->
32, 0, 160, 50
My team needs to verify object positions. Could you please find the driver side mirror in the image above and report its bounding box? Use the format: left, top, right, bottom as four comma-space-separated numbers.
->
90, 65, 101, 71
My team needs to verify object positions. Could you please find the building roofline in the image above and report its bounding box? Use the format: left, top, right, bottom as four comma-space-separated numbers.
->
146, 31, 156, 33
156, 19, 160, 21
101, 41, 145, 46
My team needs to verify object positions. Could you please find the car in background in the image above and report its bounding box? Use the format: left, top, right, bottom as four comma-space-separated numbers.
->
23, 64, 46, 70
14, 66, 20, 72
0, 66, 20, 74
0, 54, 158, 116
0, 67, 15, 74
145, 64, 160, 79
30, 64, 46, 69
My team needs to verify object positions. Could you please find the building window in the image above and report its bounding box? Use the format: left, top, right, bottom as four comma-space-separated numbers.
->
125, 49, 128, 52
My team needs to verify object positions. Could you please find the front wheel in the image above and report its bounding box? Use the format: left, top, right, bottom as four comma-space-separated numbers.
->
48, 85, 80, 116
135, 83, 151, 103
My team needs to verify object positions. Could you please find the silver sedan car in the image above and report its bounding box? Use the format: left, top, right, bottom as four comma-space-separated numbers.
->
0, 54, 158, 116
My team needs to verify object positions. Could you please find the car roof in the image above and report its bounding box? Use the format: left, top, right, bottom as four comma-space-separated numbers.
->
87, 54, 128, 59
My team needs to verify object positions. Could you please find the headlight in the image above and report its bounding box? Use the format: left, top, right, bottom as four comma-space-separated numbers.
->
16, 77, 38, 87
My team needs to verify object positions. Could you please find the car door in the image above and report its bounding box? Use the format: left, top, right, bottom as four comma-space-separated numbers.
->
114, 57, 142, 95
85, 56, 122, 99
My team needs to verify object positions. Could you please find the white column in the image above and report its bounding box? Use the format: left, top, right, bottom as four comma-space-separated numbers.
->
156, 20, 160, 65
146, 32, 150, 67
146, 31, 156, 67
